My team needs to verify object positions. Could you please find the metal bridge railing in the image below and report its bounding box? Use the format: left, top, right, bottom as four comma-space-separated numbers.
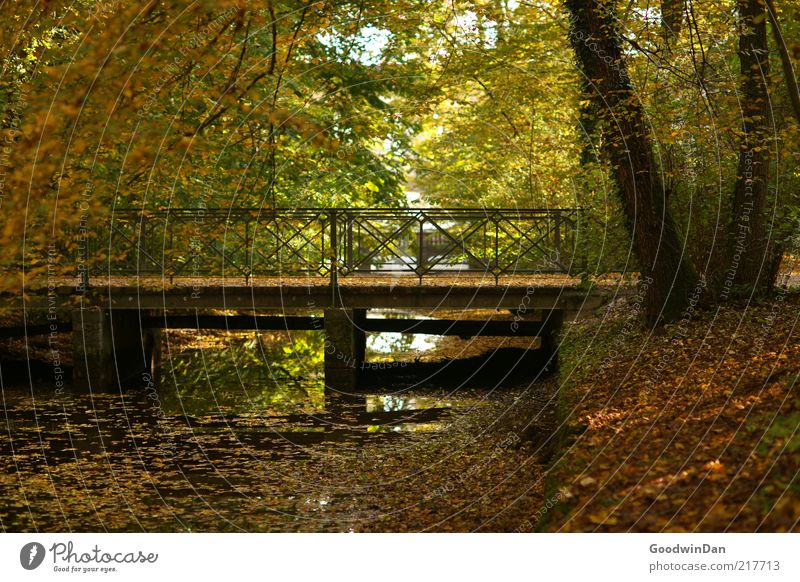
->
83, 207, 584, 285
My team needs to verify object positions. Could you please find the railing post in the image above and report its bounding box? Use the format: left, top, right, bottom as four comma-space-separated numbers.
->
346, 212, 353, 273
417, 216, 424, 284
168, 216, 174, 285
138, 214, 147, 274
330, 208, 338, 300
494, 214, 499, 282
244, 217, 252, 284
553, 212, 562, 268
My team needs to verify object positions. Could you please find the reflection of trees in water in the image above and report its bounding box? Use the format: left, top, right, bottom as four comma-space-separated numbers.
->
160, 332, 325, 416
375, 395, 409, 412
366, 332, 435, 360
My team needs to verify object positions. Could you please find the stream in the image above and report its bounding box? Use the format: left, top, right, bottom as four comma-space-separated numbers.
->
1, 327, 552, 532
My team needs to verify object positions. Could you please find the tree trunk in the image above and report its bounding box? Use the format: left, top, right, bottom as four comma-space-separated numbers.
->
724, 0, 773, 299
661, 0, 685, 51
565, 0, 698, 326
765, 0, 800, 126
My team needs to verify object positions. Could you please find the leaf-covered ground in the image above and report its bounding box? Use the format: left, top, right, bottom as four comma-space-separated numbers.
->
545, 292, 800, 532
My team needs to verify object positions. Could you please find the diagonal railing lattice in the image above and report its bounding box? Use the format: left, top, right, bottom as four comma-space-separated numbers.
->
83, 208, 584, 285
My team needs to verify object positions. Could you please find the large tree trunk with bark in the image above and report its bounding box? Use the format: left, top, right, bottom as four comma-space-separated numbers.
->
565, 0, 698, 326
724, 0, 774, 299
765, 0, 800, 126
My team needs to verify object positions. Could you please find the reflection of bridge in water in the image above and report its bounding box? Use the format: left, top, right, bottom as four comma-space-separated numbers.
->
9, 208, 608, 391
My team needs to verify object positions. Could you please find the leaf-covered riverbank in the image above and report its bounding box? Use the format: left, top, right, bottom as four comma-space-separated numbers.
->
544, 293, 800, 532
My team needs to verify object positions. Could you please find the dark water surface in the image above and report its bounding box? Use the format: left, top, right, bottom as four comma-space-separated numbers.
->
1, 331, 547, 532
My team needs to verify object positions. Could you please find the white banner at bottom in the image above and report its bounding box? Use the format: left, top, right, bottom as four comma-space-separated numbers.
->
0, 533, 797, 581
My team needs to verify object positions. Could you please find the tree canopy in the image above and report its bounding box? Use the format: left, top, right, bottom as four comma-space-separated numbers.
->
1, 0, 798, 320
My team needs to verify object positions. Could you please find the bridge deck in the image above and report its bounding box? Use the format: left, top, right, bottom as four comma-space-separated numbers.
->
2, 276, 611, 390
9, 280, 609, 317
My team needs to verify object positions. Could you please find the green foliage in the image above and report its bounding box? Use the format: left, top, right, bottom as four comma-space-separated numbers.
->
1, 0, 798, 291
743, 399, 800, 513
752, 404, 800, 456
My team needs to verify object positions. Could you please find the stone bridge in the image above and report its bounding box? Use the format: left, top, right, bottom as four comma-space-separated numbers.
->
3, 208, 608, 390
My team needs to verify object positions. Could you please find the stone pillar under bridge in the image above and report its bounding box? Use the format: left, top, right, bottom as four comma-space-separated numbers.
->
71, 308, 160, 391
538, 310, 564, 372
323, 308, 366, 391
